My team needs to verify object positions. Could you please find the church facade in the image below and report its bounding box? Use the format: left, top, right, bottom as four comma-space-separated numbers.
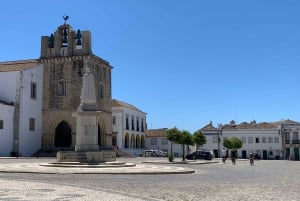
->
40, 22, 113, 150
0, 21, 113, 156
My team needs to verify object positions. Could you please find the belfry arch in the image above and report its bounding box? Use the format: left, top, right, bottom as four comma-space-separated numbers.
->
54, 121, 72, 147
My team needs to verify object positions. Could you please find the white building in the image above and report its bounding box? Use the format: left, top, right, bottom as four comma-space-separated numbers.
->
280, 120, 300, 160
0, 60, 43, 156
145, 128, 189, 157
201, 120, 284, 159
112, 99, 147, 156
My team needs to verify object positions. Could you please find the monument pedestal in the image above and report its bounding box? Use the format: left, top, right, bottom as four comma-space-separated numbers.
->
72, 111, 101, 152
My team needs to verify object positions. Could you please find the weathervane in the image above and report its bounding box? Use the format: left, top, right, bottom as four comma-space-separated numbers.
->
63, 15, 69, 25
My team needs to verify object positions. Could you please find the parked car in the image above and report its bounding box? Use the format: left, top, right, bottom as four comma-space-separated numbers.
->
186, 150, 213, 160
252, 153, 261, 160
157, 151, 168, 157
140, 150, 157, 157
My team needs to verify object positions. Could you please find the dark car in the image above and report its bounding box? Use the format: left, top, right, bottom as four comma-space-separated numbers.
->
186, 150, 213, 160
252, 153, 261, 160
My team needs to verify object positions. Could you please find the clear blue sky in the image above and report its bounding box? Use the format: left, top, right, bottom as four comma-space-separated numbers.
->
1, 0, 300, 132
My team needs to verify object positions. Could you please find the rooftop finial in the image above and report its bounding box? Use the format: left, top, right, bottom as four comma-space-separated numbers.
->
63, 15, 69, 25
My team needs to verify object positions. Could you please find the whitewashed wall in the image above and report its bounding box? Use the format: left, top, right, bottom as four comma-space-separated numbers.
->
112, 104, 146, 155
18, 64, 43, 156
0, 104, 14, 156
0, 71, 18, 103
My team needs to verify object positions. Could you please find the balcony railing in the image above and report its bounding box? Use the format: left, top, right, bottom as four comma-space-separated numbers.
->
285, 140, 300, 144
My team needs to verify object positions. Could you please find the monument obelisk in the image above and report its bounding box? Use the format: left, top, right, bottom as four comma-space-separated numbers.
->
73, 68, 100, 152
56, 68, 116, 163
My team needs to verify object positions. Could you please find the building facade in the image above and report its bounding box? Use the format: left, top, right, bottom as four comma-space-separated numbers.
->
40, 22, 113, 150
145, 128, 187, 157
112, 99, 146, 156
0, 62, 43, 156
0, 20, 113, 156
201, 120, 284, 160
280, 120, 300, 160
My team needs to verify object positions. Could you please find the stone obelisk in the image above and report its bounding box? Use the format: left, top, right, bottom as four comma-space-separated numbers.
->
73, 68, 101, 152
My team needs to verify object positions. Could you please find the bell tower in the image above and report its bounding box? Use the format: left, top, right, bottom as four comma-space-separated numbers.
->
40, 16, 92, 58
40, 17, 113, 151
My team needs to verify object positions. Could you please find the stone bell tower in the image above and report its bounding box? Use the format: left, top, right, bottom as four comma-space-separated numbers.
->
40, 17, 113, 151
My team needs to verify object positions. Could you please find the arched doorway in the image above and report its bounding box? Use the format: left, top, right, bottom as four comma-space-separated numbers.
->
136, 135, 140, 148
141, 135, 145, 148
131, 134, 135, 148
54, 121, 72, 147
125, 133, 129, 148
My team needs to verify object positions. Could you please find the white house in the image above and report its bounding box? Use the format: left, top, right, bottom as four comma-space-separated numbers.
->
280, 120, 300, 160
200, 120, 284, 159
145, 128, 189, 157
0, 102, 14, 156
112, 99, 147, 156
0, 60, 43, 156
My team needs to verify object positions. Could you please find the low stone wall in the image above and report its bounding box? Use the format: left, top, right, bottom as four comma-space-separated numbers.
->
57, 150, 116, 163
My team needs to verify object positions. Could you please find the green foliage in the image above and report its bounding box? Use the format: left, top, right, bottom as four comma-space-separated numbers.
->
223, 137, 243, 149
167, 127, 181, 144
168, 153, 175, 162
193, 130, 206, 147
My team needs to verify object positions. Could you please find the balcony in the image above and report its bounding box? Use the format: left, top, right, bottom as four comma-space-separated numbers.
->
292, 140, 300, 144
286, 140, 300, 144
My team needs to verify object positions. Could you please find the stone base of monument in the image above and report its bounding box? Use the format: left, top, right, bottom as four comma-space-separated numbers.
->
57, 150, 116, 164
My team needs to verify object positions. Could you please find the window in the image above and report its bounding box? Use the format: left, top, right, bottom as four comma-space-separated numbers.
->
241, 137, 246, 143
162, 138, 168, 145
125, 115, 129, 130
262, 137, 266, 143
99, 84, 103, 99
293, 132, 298, 140
255, 137, 260, 143
151, 138, 157, 145
136, 118, 139, 131
141, 119, 144, 132
131, 116, 135, 131
57, 80, 66, 96
0, 120, 3, 129
212, 136, 218, 143
30, 82, 37, 99
248, 137, 253, 143
112, 116, 116, 125
268, 137, 273, 143
29, 118, 35, 131
274, 137, 279, 143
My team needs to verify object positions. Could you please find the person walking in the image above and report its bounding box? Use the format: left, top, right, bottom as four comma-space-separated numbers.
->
231, 149, 236, 165
221, 148, 227, 164
249, 153, 254, 166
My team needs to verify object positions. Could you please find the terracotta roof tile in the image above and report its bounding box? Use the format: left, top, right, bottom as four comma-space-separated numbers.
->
146, 128, 168, 137
0, 59, 40, 72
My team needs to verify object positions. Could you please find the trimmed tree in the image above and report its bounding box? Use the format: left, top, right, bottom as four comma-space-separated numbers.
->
178, 130, 194, 161
193, 130, 207, 150
223, 137, 243, 150
167, 127, 181, 162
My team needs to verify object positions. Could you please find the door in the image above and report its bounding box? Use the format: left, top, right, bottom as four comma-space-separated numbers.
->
294, 148, 299, 161
263, 150, 268, 160
242, 150, 247, 159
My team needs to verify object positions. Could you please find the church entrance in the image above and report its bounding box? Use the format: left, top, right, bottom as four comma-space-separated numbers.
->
54, 121, 72, 147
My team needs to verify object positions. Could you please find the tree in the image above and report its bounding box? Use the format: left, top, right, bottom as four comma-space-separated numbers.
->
223, 137, 243, 149
167, 127, 181, 162
193, 130, 207, 150
178, 130, 194, 161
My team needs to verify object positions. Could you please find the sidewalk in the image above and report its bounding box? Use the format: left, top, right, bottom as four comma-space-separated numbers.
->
0, 157, 218, 174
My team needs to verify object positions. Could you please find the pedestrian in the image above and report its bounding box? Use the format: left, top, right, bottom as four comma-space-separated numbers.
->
250, 153, 254, 166
221, 148, 227, 164
231, 149, 236, 165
